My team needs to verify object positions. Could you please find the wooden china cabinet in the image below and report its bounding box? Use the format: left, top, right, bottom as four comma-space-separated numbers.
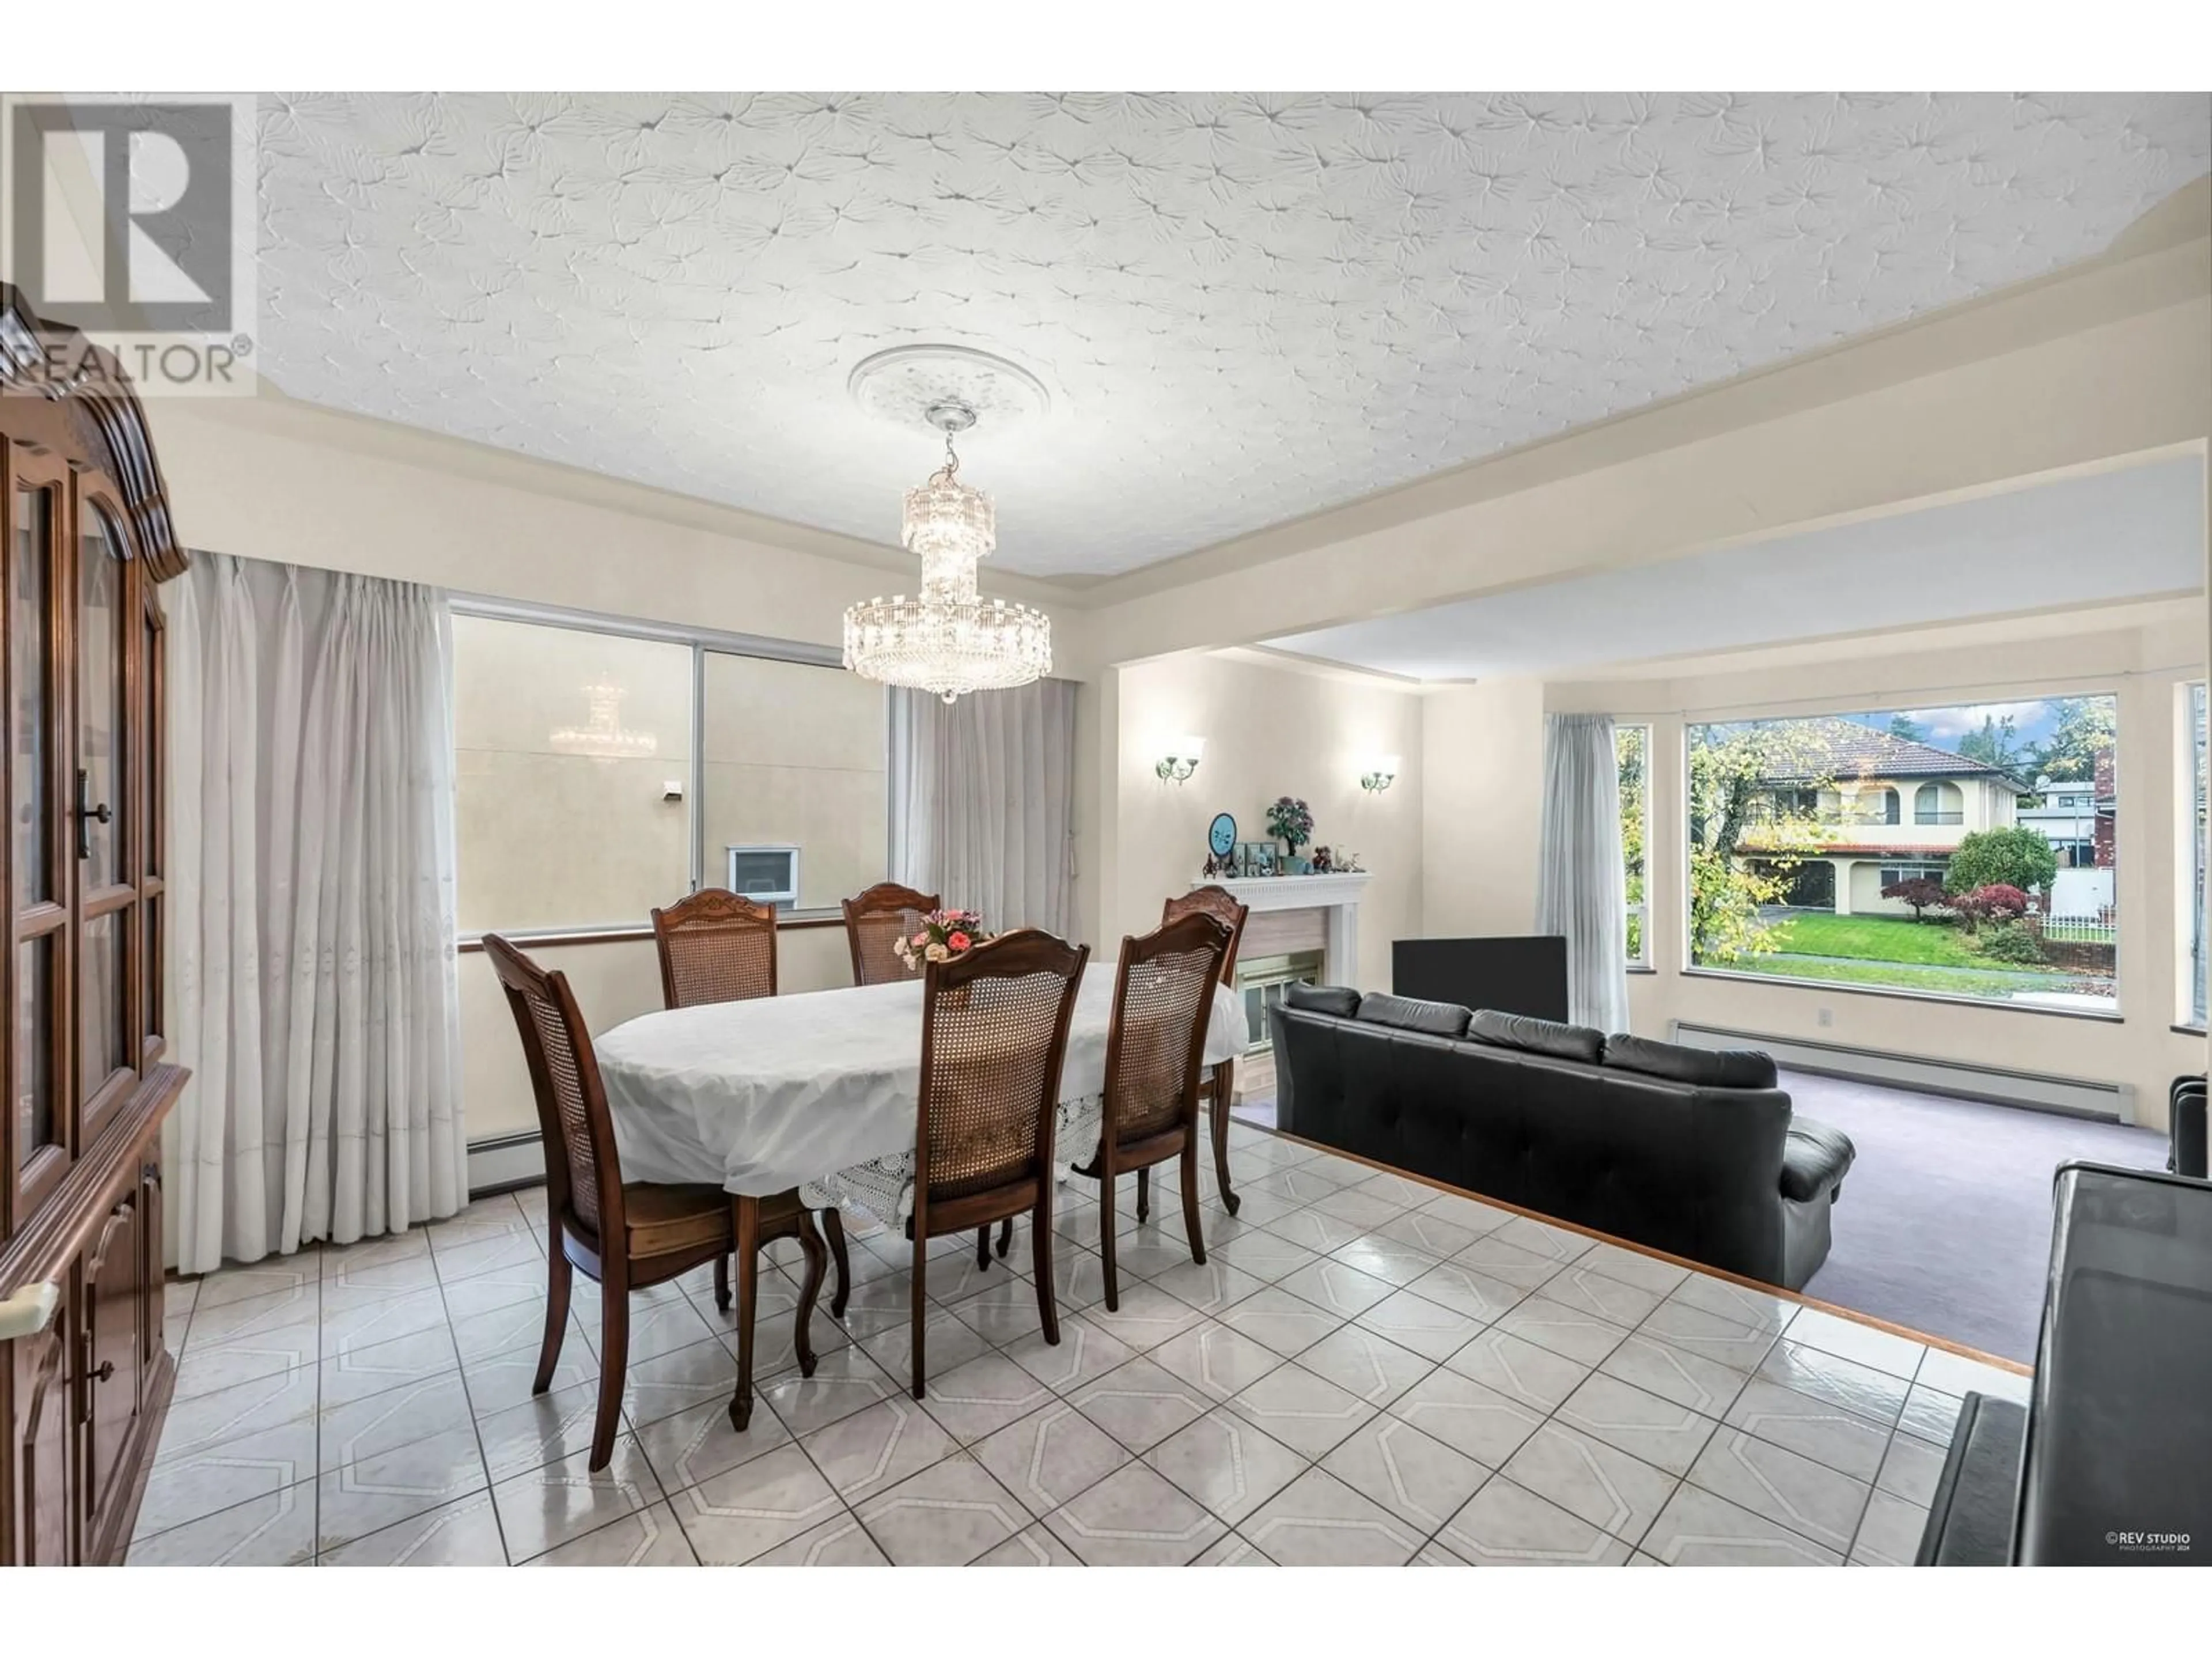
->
0, 284, 190, 1566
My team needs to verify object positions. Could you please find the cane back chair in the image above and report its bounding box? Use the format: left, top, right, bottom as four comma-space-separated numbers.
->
841, 881, 941, 987
651, 887, 778, 1007
1161, 884, 1249, 1215
907, 929, 1089, 1397
483, 934, 830, 1461
1075, 913, 1234, 1308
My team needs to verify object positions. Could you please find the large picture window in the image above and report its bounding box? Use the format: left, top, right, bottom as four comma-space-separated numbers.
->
1685, 696, 2118, 1013
452, 608, 886, 934
1616, 724, 1649, 965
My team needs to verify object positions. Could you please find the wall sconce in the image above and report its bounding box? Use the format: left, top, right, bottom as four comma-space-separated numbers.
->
1156, 735, 1206, 785
1359, 754, 1401, 794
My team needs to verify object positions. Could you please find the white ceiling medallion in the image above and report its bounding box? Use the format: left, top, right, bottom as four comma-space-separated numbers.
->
847, 343, 1052, 432
842, 392, 1051, 703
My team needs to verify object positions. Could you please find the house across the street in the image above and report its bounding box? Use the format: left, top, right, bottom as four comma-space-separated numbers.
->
1736, 717, 2028, 915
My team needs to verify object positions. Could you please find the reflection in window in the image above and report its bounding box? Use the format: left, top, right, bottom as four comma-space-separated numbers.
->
452, 616, 692, 931
450, 616, 888, 933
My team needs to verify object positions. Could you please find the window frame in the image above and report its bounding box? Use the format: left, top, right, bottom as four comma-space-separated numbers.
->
448, 593, 888, 944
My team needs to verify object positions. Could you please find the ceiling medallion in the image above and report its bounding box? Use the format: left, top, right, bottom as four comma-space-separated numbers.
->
846, 344, 1052, 431
842, 399, 1051, 704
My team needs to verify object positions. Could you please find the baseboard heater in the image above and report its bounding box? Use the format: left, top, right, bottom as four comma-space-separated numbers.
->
1669, 1022, 2135, 1125
467, 1130, 547, 1196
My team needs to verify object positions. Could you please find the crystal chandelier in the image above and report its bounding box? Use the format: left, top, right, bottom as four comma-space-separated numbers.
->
843, 402, 1051, 703
550, 677, 657, 759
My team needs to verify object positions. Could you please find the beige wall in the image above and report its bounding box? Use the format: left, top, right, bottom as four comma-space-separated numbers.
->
1420, 679, 1547, 940
1107, 652, 1424, 991
1540, 607, 2206, 1131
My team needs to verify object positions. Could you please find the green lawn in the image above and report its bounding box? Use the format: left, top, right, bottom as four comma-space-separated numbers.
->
1728, 955, 2072, 999
1762, 911, 1989, 968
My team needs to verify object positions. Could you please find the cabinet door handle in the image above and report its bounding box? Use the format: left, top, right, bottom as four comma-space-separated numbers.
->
74, 767, 112, 861
89, 1360, 116, 1384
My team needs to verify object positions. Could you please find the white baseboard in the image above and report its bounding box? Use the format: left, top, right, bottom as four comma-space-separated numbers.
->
1670, 1022, 2135, 1125
467, 1132, 546, 1195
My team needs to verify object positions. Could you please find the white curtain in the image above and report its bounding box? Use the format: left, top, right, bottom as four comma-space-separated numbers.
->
1535, 712, 1631, 1034
164, 553, 464, 1274
890, 679, 1077, 936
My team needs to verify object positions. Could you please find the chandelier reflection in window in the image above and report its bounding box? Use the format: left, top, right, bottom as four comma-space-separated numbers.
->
550, 676, 656, 759
842, 401, 1051, 704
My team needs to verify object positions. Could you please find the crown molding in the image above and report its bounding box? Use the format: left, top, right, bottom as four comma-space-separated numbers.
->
1206, 643, 1435, 695
179, 381, 1081, 610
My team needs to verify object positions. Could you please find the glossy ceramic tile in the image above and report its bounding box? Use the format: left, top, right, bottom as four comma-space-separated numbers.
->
131, 1142, 2006, 1568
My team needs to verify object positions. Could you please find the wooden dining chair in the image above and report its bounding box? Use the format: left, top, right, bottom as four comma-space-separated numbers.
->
1162, 884, 1249, 1215
651, 887, 778, 1007
907, 929, 1089, 1398
841, 881, 941, 986
1074, 912, 1234, 1309
647, 887, 855, 1330
483, 934, 831, 1463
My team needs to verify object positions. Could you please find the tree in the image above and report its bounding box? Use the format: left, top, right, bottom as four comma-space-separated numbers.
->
1885, 713, 1929, 743
1616, 726, 1647, 960
1957, 713, 2029, 777
1945, 827, 2058, 898
1880, 876, 1950, 922
2029, 696, 2118, 784
1687, 723, 1834, 963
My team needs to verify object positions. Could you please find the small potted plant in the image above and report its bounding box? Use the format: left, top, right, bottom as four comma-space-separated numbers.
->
1266, 797, 1313, 868
893, 908, 991, 972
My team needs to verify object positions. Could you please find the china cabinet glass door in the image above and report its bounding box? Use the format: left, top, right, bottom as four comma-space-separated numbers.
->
75, 493, 137, 1138
7, 446, 70, 1215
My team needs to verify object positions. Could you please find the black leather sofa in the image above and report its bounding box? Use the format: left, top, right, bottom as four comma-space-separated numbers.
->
1269, 986, 1855, 1289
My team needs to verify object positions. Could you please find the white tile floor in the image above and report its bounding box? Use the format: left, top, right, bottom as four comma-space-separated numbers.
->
128, 1119, 2028, 1566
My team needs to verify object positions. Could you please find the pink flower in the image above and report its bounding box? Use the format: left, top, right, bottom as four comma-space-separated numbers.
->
912, 931, 929, 947
947, 931, 971, 952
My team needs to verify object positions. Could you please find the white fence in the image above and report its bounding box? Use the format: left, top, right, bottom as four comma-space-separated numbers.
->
2037, 912, 2116, 946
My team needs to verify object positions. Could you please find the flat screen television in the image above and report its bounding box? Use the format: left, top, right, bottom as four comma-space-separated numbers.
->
1392, 936, 1570, 1022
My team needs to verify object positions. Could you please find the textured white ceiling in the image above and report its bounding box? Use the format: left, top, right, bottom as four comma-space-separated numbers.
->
1263, 457, 2209, 680
255, 92, 2211, 577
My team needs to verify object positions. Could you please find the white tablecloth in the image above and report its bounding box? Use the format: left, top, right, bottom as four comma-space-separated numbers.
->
596, 966, 1248, 1198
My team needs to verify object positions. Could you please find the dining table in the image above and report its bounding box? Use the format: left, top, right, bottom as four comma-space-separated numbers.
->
594, 965, 1249, 1226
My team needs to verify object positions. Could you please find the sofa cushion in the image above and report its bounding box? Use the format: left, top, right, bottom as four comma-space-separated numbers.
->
1283, 982, 1362, 1018
1780, 1117, 1857, 1203
1353, 992, 1471, 1038
1606, 1033, 1779, 1090
1467, 1009, 1606, 1064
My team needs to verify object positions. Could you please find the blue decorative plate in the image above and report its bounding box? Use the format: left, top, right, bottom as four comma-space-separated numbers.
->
1208, 812, 1237, 858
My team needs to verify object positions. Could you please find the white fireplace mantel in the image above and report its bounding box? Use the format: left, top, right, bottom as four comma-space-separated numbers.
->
1197, 872, 1372, 988
1208, 872, 1372, 913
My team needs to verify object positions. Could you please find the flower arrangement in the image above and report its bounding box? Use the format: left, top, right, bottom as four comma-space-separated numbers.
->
1266, 796, 1314, 851
893, 908, 991, 972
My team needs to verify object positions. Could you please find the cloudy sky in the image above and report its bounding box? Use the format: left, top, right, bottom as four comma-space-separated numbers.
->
1842, 699, 2070, 748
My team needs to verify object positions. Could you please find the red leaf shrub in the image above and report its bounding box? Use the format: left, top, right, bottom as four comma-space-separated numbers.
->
1952, 883, 2029, 933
